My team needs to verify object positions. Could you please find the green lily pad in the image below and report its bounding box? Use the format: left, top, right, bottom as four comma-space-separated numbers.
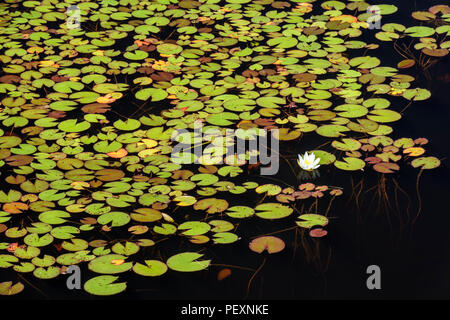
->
334, 157, 365, 171
178, 221, 211, 236
403, 88, 431, 101
58, 119, 91, 133
111, 242, 140, 256
0, 281, 24, 295
211, 231, 238, 244
135, 88, 168, 101
193, 198, 228, 213
296, 214, 329, 228
133, 260, 168, 277
411, 157, 440, 170
255, 203, 293, 220
0, 254, 19, 268
97, 211, 131, 227
166, 252, 210, 272
404, 26, 435, 37
84, 275, 126, 296
88, 254, 133, 274
33, 266, 60, 279
226, 206, 255, 218
310, 150, 336, 165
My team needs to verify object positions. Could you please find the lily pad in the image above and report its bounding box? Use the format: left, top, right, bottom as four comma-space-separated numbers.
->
334, 157, 365, 171
296, 214, 329, 229
249, 236, 285, 254
254, 203, 293, 220
88, 254, 133, 274
133, 260, 168, 277
84, 275, 126, 296
0, 281, 24, 295
166, 252, 210, 272
411, 157, 441, 170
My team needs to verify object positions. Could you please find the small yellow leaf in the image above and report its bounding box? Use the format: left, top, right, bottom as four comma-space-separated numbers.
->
111, 259, 125, 266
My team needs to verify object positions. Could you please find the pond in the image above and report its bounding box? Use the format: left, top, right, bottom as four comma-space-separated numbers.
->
0, 0, 448, 299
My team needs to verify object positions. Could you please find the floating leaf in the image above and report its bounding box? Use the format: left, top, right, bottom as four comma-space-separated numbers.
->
112, 242, 140, 256
249, 236, 285, 254
213, 232, 239, 244
135, 88, 168, 101
194, 198, 228, 214
255, 203, 293, 220
403, 88, 431, 101
309, 228, 328, 238
166, 252, 210, 272
398, 59, 416, 69
133, 260, 167, 277
217, 268, 232, 281
178, 221, 211, 236
88, 255, 133, 274
296, 214, 329, 229
97, 212, 130, 227
0, 281, 24, 295
411, 157, 441, 170
404, 26, 435, 37
255, 184, 282, 196
373, 162, 400, 173
367, 110, 402, 123
226, 206, 255, 219
0, 0, 442, 297
334, 157, 365, 171
84, 275, 126, 296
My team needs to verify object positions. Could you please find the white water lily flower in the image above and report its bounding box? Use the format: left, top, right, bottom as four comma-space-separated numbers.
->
297, 152, 321, 171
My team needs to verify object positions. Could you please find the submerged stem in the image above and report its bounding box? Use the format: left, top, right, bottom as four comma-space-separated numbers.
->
17, 274, 48, 298
246, 257, 266, 298
211, 264, 255, 272
412, 169, 424, 225
250, 226, 298, 239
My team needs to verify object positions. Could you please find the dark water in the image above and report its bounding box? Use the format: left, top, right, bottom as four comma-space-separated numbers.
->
3, 0, 450, 300
120, 0, 450, 300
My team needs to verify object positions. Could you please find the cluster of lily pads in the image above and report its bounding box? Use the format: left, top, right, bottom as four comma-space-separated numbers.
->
0, 0, 444, 296
375, 5, 449, 60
